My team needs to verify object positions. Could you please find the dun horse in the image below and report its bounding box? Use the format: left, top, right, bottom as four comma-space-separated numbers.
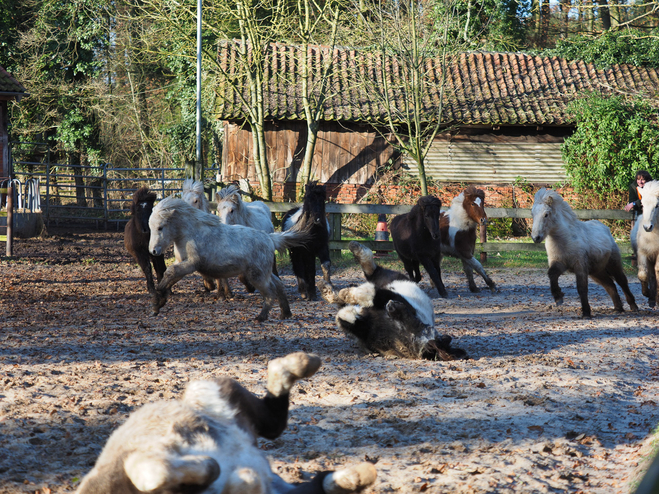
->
390, 195, 447, 298
124, 187, 167, 294
531, 188, 637, 317
319, 241, 467, 360
77, 352, 377, 494
440, 186, 496, 293
632, 180, 659, 307
149, 197, 308, 321
282, 181, 331, 301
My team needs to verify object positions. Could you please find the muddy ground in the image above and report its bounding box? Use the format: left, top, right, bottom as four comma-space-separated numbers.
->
0, 226, 658, 494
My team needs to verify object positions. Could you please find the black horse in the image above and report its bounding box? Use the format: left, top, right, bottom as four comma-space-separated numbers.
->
124, 187, 167, 294
282, 181, 331, 300
390, 195, 447, 298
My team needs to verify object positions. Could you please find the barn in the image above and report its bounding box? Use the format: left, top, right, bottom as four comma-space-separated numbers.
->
0, 66, 27, 179
213, 43, 659, 201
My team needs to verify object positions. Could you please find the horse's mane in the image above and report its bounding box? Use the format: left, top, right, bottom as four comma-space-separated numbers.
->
535, 188, 578, 223
641, 180, 659, 199
154, 196, 221, 228
412, 195, 441, 215
182, 179, 204, 196
302, 181, 327, 209
217, 184, 242, 205
131, 187, 157, 215
464, 186, 485, 202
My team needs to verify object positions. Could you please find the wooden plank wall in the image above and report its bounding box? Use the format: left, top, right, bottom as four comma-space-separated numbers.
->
222, 120, 398, 184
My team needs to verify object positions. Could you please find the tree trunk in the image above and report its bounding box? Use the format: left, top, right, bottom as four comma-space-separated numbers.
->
597, 0, 612, 30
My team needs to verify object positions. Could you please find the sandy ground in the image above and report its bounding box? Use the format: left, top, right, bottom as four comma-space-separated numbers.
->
0, 228, 658, 494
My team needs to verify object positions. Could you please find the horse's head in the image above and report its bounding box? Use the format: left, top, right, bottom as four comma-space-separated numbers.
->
131, 187, 158, 234
640, 180, 659, 233
417, 195, 442, 240
462, 186, 487, 226
182, 179, 210, 213
531, 188, 558, 243
148, 196, 178, 256
216, 185, 242, 225
303, 181, 327, 225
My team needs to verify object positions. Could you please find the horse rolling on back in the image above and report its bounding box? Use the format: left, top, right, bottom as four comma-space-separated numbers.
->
149, 197, 309, 322
440, 186, 496, 293
531, 188, 637, 317
319, 241, 467, 361
632, 180, 659, 307
282, 181, 331, 301
390, 195, 447, 298
77, 352, 377, 494
124, 187, 167, 294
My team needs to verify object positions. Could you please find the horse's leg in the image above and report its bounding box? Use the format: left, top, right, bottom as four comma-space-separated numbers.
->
202, 275, 216, 293
412, 260, 422, 283
419, 255, 447, 298
151, 254, 167, 286
152, 261, 196, 315
238, 274, 256, 293
608, 258, 638, 311
349, 241, 377, 277
134, 251, 156, 294
272, 257, 279, 278
590, 271, 624, 312
285, 464, 377, 494
574, 269, 592, 318
399, 257, 417, 282
637, 252, 653, 305
215, 278, 231, 300
271, 274, 293, 319
249, 273, 279, 322
290, 249, 309, 299
318, 244, 332, 284
464, 256, 497, 292
547, 261, 567, 306
460, 258, 480, 293
317, 280, 340, 305
303, 254, 317, 301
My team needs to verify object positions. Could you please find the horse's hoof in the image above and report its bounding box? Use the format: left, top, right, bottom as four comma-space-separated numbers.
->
280, 310, 292, 320
555, 298, 564, 306
469, 286, 481, 293
630, 304, 639, 312
650, 301, 656, 308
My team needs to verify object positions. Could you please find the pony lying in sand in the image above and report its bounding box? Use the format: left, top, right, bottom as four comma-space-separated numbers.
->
319, 241, 467, 360
532, 188, 637, 317
77, 352, 377, 494
631, 180, 659, 307
149, 196, 309, 321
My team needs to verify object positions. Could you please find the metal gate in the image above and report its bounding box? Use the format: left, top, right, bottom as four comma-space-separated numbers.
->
9, 142, 219, 229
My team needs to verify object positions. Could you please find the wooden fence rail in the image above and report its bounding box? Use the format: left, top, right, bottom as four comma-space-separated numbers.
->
209, 202, 635, 260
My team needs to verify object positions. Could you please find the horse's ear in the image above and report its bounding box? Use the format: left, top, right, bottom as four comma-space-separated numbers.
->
545, 194, 553, 206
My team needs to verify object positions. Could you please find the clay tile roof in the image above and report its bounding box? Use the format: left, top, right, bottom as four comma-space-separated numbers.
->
214, 42, 659, 126
0, 66, 27, 98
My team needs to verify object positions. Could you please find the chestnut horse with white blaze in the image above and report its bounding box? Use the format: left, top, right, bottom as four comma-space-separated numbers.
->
532, 188, 637, 317
439, 186, 496, 293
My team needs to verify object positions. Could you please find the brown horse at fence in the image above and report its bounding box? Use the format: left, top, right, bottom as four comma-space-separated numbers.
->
439, 186, 497, 293
124, 187, 167, 294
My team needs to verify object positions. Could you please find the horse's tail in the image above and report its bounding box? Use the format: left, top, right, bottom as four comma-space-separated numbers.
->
269, 216, 313, 252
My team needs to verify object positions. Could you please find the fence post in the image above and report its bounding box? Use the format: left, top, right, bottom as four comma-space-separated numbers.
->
103, 163, 108, 229
480, 223, 487, 263
45, 146, 51, 226
329, 212, 342, 258
6, 185, 13, 256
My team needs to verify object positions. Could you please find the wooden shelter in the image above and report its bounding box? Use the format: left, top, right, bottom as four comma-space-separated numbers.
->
0, 66, 27, 179
213, 43, 659, 188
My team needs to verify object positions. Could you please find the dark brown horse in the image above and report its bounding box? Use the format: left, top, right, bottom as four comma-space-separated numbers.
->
124, 187, 167, 294
390, 195, 447, 298
282, 181, 331, 301
439, 186, 496, 293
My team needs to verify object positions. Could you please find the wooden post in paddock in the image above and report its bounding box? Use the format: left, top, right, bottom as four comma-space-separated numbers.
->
5, 185, 13, 256
480, 223, 487, 263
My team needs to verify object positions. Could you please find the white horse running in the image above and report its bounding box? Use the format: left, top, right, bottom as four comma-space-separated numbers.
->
149, 196, 308, 321
632, 180, 659, 307
216, 184, 274, 233
531, 188, 637, 317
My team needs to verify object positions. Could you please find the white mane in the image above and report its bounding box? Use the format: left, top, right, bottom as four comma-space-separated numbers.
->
182, 179, 211, 214
154, 196, 220, 228
533, 188, 579, 225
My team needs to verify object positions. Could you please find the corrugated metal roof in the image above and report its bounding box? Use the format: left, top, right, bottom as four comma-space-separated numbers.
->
214, 42, 659, 126
405, 140, 567, 184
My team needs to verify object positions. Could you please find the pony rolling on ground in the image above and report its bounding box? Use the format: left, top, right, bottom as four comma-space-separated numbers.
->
390, 195, 447, 298
631, 180, 659, 307
149, 196, 309, 321
319, 241, 467, 360
531, 188, 637, 317
439, 186, 496, 293
77, 352, 377, 494
124, 187, 167, 294
282, 181, 331, 301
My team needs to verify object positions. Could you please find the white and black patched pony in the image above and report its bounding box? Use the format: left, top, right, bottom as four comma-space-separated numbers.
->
390, 195, 447, 298
77, 352, 377, 494
124, 187, 167, 294
319, 241, 467, 361
282, 181, 331, 300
